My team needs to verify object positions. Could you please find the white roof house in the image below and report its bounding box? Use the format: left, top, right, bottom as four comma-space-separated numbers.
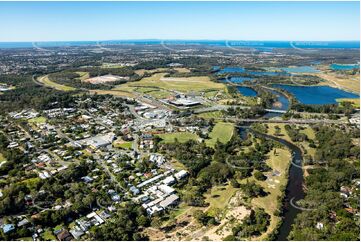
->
162, 176, 176, 185
175, 170, 188, 180
158, 184, 175, 195
159, 194, 179, 209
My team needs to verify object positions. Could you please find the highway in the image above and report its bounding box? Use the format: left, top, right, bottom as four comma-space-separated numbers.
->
216, 117, 347, 125
193, 104, 286, 114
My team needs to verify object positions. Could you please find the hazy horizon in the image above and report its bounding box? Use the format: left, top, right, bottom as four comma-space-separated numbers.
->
0, 1, 359, 42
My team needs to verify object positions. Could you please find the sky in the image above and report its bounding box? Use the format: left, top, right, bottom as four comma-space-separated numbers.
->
0, 1, 359, 42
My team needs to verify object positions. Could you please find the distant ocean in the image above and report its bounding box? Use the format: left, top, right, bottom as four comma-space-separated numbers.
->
0, 40, 359, 49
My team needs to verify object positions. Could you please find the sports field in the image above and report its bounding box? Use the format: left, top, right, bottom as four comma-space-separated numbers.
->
205, 122, 234, 147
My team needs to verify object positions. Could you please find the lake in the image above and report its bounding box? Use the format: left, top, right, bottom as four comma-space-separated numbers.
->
227, 76, 253, 83
247, 71, 289, 76
216, 66, 289, 77
282, 66, 320, 73
330, 63, 360, 71
217, 67, 245, 74
273, 84, 359, 104
269, 89, 289, 110
237, 86, 257, 97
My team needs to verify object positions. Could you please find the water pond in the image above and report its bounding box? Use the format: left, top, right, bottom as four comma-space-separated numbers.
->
272, 84, 359, 104
237, 86, 257, 97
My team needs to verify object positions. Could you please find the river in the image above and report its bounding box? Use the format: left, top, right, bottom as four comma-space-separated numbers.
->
238, 89, 304, 240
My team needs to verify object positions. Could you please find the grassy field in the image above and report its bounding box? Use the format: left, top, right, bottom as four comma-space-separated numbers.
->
88, 89, 135, 98
197, 111, 223, 119
113, 72, 227, 96
150, 123, 234, 146
337, 98, 360, 108
28, 116, 47, 124
134, 68, 169, 76
251, 148, 291, 240
0, 153, 5, 162
113, 139, 133, 149
135, 87, 172, 99
205, 122, 234, 147
37, 75, 76, 91
158, 132, 200, 143
75, 71, 90, 81
173, 67, 191, 73
265, 123, 316, 159
205, 184, 238, 211
313, 71, 360, 94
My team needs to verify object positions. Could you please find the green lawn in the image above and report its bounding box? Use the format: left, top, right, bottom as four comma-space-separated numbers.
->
158, 132, 200, 143
113, 141, 133, 149
42, 229, 56, 241
197, 111, 223, 119
205, 122, 234, 147
156, 123, 234, 146
205, 184, 238, 210
28, 116, 47, 124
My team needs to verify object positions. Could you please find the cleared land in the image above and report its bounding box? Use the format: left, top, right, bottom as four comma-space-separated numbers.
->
145, 184, 249, 241
37, 75, 76, 91
83, 74, 128, 84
